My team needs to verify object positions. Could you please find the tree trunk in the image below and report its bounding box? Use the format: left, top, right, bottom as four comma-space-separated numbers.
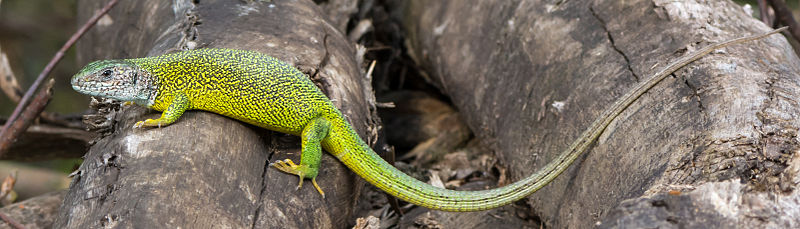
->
402, 0, 800, 228
54, 0, 374, 228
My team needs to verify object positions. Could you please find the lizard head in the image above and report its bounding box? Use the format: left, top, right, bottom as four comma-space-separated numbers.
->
72, 59, 158, 106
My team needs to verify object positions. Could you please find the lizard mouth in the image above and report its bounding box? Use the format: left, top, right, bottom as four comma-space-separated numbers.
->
71, 78, 135, 100
71, 79, 110, 97
71, 76, 156, 107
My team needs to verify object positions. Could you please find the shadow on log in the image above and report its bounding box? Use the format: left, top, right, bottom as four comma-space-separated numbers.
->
54, 0, 374, 228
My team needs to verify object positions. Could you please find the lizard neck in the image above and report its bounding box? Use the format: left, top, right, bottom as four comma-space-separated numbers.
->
133, 66, 159, 108
129, 53, 192, 111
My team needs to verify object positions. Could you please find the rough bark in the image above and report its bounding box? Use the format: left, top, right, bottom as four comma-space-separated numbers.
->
402, 0, 800, 228
54, 0, 372, 228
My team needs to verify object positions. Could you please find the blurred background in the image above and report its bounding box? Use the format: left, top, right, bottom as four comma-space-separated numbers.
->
0, 0, 81, 203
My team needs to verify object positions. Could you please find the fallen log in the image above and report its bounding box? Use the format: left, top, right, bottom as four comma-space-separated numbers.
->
402, 0, 800, 228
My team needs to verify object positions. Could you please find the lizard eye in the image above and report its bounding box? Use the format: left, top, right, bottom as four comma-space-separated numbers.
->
101, 69, 113, 79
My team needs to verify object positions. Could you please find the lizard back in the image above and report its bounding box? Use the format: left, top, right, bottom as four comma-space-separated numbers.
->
132, 49, 333, 135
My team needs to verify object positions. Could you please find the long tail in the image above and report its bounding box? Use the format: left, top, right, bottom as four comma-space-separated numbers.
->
329, 27, 786, 212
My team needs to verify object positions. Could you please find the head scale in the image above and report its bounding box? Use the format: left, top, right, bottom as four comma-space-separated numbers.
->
71, 59, 158, 106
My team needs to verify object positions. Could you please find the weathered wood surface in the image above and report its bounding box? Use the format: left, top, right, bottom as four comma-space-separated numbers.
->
402, 0, 800, 228
54, 0, 373, 228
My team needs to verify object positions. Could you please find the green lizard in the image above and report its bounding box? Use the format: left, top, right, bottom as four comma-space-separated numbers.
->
71, 28, 784, 211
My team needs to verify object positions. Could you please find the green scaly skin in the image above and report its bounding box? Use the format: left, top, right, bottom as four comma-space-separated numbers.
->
70, 28, 783, 212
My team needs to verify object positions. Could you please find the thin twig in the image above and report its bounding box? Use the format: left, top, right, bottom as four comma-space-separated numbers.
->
0, 0, 21, 102
0, 79, 55, 156
0, 0, 119, 146
2, 49, 81, 128
766, 0, 800, 41
757, 0, 772, 26
0, 211, 25, 229
0, 51, 22, 102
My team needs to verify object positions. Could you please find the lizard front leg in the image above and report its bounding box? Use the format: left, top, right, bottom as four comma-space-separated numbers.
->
134, 92, 191, 128
271, 116, 330, 197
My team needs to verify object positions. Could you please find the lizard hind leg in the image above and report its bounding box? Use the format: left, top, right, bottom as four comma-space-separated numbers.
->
271, 116, 330, 198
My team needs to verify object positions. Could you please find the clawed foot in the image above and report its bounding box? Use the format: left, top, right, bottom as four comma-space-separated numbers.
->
133, 119, 164, 129
271, 159, 325, 198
